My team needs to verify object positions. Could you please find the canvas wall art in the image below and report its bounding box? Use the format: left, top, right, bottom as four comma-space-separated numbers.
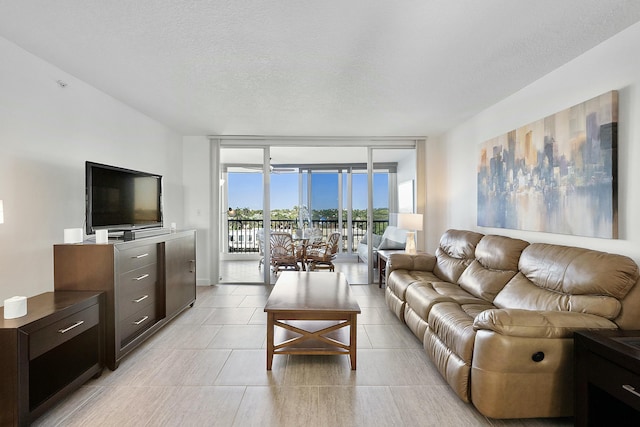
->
477, 90, 618, 238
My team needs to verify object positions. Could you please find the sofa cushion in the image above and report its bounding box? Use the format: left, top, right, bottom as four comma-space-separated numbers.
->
378, 225, 407, 249
404, 280, 488, 329
357, 233, 383, 265
433, 230, 484, 283
518, 243, 638, 297
458, 235, 529, 302
388, 270, 439, 298
423, 330, 471, 402
475, 234, 529, 271
493, 273, 623, 319
458, 261, 519, 303
494, 243, 640, 320
427, 302, 479, 365
437, 229, 484, 259
388, 253, 437, 272
431, 282, 486, 305
360, 233, 382, 247
405, 282, 456, 319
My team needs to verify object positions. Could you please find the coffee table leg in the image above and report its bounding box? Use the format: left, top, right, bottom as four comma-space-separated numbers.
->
266, 312, 274, 370
350, 313, 357, 370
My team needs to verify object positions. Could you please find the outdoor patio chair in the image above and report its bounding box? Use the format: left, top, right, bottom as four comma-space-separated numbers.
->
307, 232, 341, 272
307, 227, 323, 244
270, 232, 300, 274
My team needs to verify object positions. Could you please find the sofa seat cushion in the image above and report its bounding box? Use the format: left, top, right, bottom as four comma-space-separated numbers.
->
404, 305, 429, 341
405, 283, 455, 320
425, 301, 498, 402
387, 270, 440, 301
431, 282, 488, 305
424, 330, 472, 402
385, 286, 406, 321
426, 301, 491, 365
404, 281, 487, 321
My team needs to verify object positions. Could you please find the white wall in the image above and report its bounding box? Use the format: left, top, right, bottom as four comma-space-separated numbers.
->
0, 37, 184, 304
427, 21, 640, 264
396, 149, 417, 187
182, 136, 212, 285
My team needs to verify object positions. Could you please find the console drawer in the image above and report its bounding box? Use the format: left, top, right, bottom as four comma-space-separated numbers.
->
118, 285, 157, 320
119, 304, 156, 345
118, 264, 158, 297
117, 244, 158, 272
29, 303, 100, 360
589, 352, 640, 412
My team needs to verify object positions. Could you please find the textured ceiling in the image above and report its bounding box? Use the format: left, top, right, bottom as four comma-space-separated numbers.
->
2, 1, 640, 137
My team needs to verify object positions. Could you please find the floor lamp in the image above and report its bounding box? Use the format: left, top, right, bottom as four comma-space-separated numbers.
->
397, 213, 423, 255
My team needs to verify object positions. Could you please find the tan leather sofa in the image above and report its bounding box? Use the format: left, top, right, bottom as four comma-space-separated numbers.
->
385, 229, 640, 419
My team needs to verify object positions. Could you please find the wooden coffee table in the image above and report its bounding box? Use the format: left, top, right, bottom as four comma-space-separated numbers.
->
264, 272, 361, 370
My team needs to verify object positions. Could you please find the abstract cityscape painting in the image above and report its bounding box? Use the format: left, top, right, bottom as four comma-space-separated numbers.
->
477, 91, 618, 238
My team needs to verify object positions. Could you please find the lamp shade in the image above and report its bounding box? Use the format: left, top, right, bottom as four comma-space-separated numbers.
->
397, 213, 423, 231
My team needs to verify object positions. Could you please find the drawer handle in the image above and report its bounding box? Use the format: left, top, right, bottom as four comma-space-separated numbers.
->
623, 384, 640, 398
133, 316, 149, 325
133, 295, 149, 303
134, 274, 150, 281
58, 320, 85, 334
133, 253, 149, 259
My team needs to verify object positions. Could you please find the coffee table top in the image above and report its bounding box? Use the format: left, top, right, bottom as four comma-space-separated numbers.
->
264, 272, 361, 313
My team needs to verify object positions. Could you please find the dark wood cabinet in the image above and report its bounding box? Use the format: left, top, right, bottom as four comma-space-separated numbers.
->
0, 291, 104, 427
164, 233, 197, 319
574, 330, 640, 426
53, 230, 196, 370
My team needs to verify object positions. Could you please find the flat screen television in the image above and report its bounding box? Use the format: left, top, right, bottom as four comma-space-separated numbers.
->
85, 161, 163, 235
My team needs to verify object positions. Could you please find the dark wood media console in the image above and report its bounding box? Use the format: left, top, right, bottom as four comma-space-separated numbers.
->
574, 329, 640, 426
53, 229, 196, 370
0, 291, 104, 426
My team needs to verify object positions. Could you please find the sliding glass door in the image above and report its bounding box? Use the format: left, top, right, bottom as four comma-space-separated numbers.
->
216, 141, 417, 285
219, 147, 268, 284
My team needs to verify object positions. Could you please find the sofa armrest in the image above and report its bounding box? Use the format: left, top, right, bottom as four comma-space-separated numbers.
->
473, 308, 618, 339
387, 253, 437, 274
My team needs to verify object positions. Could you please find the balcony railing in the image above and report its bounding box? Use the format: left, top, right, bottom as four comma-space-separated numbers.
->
227, 219, 389, 253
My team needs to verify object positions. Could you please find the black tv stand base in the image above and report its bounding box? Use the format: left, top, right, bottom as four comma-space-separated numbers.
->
123, 228, 170, 241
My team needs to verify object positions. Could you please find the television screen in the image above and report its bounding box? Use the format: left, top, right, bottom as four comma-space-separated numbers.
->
86, 161, 163, 234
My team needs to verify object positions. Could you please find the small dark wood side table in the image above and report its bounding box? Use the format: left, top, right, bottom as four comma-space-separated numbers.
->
376, 249, 408, 288
574, 329, 640, 426
0, 291, 104, 426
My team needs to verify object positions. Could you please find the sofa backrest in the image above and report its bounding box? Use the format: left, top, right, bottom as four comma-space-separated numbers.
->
493, 243, 640, 325
458, 234, 529, 302
434, 229, 484, 283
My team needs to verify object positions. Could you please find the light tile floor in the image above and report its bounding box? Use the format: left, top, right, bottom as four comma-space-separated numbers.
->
34, 279, 574, 426
220, 255, 371, 285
